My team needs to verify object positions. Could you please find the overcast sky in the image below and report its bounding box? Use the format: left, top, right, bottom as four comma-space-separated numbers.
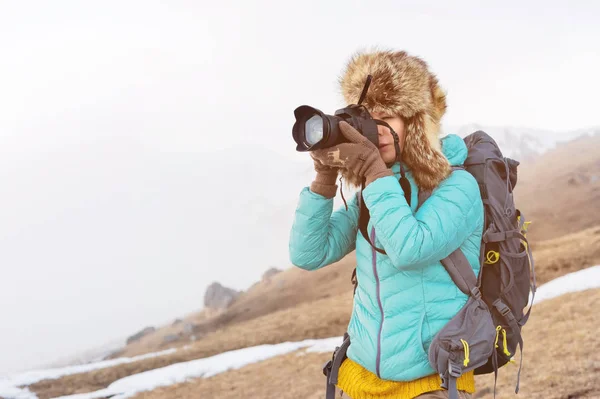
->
1, 0, 599, 375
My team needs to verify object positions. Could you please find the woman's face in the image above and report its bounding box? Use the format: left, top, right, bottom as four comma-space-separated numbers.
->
371, 112, 406, 164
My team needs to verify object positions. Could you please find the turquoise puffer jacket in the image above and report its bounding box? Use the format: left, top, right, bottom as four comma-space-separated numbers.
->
289, 134, 484, 381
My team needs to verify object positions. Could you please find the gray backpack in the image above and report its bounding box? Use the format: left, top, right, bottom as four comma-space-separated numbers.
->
425, 131, 537, 399
323, 131, 537, 399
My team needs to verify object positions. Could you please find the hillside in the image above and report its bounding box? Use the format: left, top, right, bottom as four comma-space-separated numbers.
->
515, 131, 600, 242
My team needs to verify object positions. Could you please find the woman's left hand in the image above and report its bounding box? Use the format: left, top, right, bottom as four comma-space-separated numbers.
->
311, 121, 394, 186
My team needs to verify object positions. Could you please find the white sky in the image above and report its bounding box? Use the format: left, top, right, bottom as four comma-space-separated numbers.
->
1, 0, 599, 374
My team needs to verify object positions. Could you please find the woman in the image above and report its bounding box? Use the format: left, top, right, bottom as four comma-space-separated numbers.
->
289, 50, 484, 399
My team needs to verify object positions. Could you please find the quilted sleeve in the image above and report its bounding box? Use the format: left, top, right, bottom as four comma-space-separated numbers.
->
361, 172, 483, 269
289, 187, 360, 271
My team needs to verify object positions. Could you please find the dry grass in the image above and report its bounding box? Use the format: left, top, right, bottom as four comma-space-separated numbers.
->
133, 351, 331, 399
516, 133, 600, 243
131, 288, 600, 399
531, 225, 600, 284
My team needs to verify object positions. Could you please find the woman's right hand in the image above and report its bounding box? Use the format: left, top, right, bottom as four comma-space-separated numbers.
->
309, 152, 339, 198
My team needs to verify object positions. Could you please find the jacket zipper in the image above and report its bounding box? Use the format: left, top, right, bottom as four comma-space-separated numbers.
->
371, 226, 384, 378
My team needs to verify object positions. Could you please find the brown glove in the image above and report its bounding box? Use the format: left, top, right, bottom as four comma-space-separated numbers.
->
309, 153, 339, 198
312, 121, 393, 187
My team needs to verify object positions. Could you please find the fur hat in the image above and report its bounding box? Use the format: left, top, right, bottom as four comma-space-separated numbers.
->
338, 49, 451, 190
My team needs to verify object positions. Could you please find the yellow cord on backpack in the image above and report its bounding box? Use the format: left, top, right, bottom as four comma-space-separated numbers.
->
517, 215, 532, 238
460, 339, 470, 367
501, 329, 511, 356
494, 326, 502, 348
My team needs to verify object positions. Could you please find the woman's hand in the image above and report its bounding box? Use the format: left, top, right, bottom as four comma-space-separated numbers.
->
312, 121, 393, 186
309, 152, 339, 198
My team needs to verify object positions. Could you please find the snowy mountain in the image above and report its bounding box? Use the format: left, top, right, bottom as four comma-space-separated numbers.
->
442, 124, 600, 161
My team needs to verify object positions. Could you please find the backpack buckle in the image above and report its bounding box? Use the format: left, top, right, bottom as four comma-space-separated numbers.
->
440, 362, 462, 390
323, 345, 339, 378
322, 359, 333, 377
448, 360, 462, 378
470, 287, 482, 299
494, 300, 516, 322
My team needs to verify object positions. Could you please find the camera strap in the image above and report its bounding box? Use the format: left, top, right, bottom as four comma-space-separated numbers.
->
358, 183, 387, 255
358, 166, 412, 255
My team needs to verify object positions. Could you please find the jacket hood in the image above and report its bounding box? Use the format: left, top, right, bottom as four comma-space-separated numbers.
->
440, 134, 468, 166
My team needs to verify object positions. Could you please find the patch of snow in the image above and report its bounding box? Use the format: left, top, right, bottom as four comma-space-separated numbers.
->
532, 265, 600, 305
53, 341, 322, 399
303, 336, 345, 354
0, 348, 177, 399
0, 385, 37, 399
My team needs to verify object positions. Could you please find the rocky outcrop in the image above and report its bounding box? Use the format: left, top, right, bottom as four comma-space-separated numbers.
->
567, 172, 599, 186
183, 323, 197, 334
126, 326, 155, 345
204, 282, 240, 310
163, 334, 181, 344
262, 267, 282, 281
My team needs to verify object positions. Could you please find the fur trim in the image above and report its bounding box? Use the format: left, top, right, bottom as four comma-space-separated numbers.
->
403, 112, 452, 190
339, 166, 363, 189
338, 49, 451, 190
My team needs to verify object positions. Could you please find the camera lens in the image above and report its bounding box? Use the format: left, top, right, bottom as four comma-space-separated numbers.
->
304, 114, 324, 146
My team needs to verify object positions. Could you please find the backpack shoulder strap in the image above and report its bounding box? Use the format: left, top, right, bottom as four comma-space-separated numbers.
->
441, 249, 480, 297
